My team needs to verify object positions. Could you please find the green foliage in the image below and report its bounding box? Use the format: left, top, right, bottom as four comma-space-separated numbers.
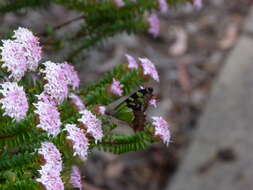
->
0, 0, 48, 13
0, 0, 192, 62
0, 179, 39, 190
96, 129, 155, 154
0, 152, 38, 171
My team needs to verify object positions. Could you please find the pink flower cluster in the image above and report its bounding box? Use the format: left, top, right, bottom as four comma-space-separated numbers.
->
110, 78, 124, 96
0, 82, 28, 121
98, 105, 106, 115
64, 124, 89, 161
34, 93, 61, 137
70, 166, 83, 189
114, 0, 136, 7
40, 61, 69, 105
69, 93, 85, 111
36, 142, 64, 190
147, 13, 160, 37
61, 62, 80, 90
158, 0, 169, 13
125, 54, 160, 82
194, 0, 202, 9
114, 0, 125, 7
149, 98, 157, 108
0, 27, 42, 81
40, 61, 80, 105
78, 109, 103, 143
139, 57, 159, 82
152, 116, 171, 146
125, 54, 138, 70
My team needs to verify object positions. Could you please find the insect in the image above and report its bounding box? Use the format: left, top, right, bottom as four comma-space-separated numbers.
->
106, 87, 154, 132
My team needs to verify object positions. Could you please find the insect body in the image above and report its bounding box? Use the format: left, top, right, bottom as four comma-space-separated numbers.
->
106, 87, 154, 132
125, 88, 153, 132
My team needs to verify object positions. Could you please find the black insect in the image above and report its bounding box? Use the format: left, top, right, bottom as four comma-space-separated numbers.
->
106, 87, 154, 132
124, 87, 153, 131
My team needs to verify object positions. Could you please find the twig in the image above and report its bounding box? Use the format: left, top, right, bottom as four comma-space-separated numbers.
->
39, 15, 85, 36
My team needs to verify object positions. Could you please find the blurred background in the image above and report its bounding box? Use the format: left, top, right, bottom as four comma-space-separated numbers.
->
1, 0, 253, 189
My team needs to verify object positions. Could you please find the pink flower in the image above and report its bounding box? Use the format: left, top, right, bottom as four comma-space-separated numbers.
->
41, 61, 68, 104
69, 93, 85, 111
69, 166, 83, 189
110, 78, 124, 96
98, 106, 106, 115
0, 28, 42, 81
125, 54, 138, 69
152, 116, 171, 146
0, 40, 27, 81
36, 172, 64, 190
64, 124, 89, 161
147, 13, 160, 37
139, 57, 159, 82
114, 0, 125, 7
34, 95, 62, 137
78, 109, 103, 143
158, 0, 169, 13
194, 0, 202, 9
0, 82, 28, 121
149, 98, 157, 108
37, 142, 62, 172
61, 62, 80, 90
13, 27, 42, 71
36, 92, 56, 106
37, 142, 64, 190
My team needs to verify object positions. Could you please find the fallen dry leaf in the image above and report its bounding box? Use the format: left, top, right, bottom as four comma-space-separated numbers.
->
169, 27, 188, 56
219, 16, 241, 49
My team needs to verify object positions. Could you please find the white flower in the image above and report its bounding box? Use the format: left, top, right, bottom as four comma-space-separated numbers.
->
0, 82, 28, 121
64, 124, 89, 161
78, 109, 103, 142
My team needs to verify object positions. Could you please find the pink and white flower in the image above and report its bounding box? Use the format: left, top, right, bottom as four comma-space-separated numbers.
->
40, 61, 68, 104
149, 98, 157, 108
37, 142, 64, 190
194, 0, 202, 9
158, 0, 169, 13
13, 27, 42, 71
36, 92, 56, 106
139, 57, 159, 82
61, 62, 80, 90
125, 54, 138, 69
98, 106, 106, 115
114, 0, 125, 7
36, 171, 64, 190
69, 93, 85, 111
147, 13, 160, 37
0, 28, 42, 81
64, 124, 89, 161
78, 109, 103, 143
0, 82, 28, 121
0, 40, 28, 81
152, 116, 171, 146
34, 95, 61, 137
109, 78, 124, 96
38, 142, 63, 171
69, 166, 83, 189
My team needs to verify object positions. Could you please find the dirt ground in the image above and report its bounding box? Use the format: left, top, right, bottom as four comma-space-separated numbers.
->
0, 0, 252, 190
